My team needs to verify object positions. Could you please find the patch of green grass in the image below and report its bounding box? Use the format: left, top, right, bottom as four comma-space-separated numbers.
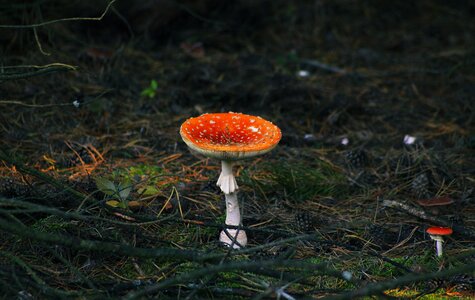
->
361, 254, 439, 278
117, 258, 162, 279
385, 288, 473, 299
215, 272, 248, 289
241, 160, 347, 202
32, 215, 70, 233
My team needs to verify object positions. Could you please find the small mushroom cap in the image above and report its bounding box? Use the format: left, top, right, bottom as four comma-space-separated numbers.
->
426, 226, 453, 236
180, 112, 281, 160
417, 196, 454, 207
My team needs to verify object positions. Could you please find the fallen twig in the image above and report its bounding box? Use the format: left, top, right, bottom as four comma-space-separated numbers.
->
123, 259, 346, 299
382, 199, 475, 239
0, 0, 116, 28
300, 58, 348, 74
0, 215, 215, 263
0, 63, 77, 81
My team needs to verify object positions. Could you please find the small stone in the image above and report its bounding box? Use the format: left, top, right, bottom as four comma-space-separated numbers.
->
342, 271, 353, 281
297, 70, 310, 77
403, 134, 416, 145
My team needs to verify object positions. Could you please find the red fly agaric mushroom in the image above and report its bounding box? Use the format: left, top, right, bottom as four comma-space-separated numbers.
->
426, 226, 453, 257
180, 112, 281, 248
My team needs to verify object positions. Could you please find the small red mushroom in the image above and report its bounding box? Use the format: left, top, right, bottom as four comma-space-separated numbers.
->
426, 226, 453, 257
180, 112, 281, 248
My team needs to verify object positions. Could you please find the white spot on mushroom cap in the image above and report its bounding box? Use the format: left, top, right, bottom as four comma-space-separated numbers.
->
249, 126, 259, 133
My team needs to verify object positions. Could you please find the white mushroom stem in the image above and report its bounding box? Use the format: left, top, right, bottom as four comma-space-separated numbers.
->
216, 160, 247, 248
429, 235, 444, 257
217, 160, 238, 194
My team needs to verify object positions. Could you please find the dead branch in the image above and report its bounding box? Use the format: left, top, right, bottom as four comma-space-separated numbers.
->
0, 214, 217, 263
123, 259, 346, 299
0, 63, 76, 81
382, 199, 475, 239
0, 0, 116, 28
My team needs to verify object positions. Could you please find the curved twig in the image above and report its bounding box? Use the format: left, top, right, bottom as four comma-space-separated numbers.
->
0, 0, 116, 28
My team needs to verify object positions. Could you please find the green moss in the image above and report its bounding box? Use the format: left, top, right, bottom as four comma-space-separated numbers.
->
32, 215, 70, 233
241, 160, 347, 202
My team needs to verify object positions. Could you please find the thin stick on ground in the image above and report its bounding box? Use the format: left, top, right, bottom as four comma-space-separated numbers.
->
382, 199, 475, 239
0, 0, 117, 28
123, 259, 348, 300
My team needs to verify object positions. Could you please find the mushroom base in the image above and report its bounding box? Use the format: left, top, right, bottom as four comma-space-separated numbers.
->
219, 229, 247, 249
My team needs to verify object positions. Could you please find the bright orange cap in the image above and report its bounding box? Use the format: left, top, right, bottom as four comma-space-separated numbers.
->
180, 112, 281, 160
426, 227, 453, 236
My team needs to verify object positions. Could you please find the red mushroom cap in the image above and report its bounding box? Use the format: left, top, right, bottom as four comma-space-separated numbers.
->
426, 226, 453, 236
180, 112, 281, 160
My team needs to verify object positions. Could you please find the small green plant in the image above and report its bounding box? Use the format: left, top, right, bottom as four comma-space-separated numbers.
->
141, 79, 158, 98
95, 177, 132, 208
113, 164, 166, 196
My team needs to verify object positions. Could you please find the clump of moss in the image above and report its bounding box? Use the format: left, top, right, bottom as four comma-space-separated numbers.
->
241, 160, 347, 202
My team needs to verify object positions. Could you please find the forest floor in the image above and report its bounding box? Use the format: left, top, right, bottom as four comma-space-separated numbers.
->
0, 1, 474, 299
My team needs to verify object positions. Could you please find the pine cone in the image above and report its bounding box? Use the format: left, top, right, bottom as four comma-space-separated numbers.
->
70, 148, 93, 166
295, 212, 313, 232
346, 149, 368, 169
14, 184, 31, 197
0, 178, 16, 196
450, 274, 475, 291
426, 278, 445, 291
411, 173, 430, 198
0, 178, 30, 197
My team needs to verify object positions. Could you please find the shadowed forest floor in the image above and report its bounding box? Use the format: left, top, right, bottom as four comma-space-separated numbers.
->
0, 1, 474, 299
